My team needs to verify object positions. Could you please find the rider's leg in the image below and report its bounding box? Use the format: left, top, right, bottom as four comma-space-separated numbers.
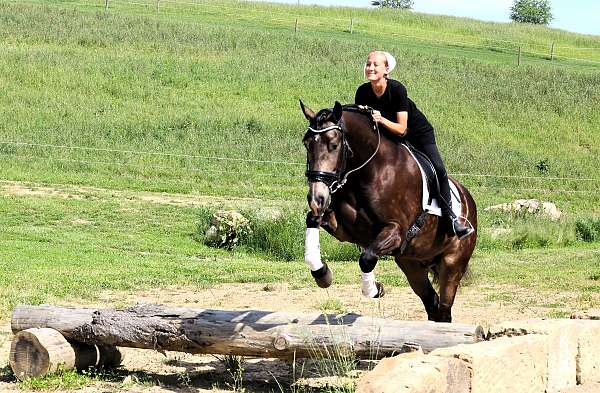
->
419, 143, 473, 239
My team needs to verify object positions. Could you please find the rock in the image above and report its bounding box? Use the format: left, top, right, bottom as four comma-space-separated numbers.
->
489, 319, 579, 392
431, 335, 548, 393
356, 350, 470, 393
571, 309, 600, 320
484, 199, 562, 220
572, 320, 600, 384
559, 382, 600, 393
296, 376, 357, 390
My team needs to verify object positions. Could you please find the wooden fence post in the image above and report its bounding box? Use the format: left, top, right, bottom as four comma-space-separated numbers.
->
350, 18, 353, 34
156, 0, 160, 13
104, 0, 109, 13
550, 42, 555, 60
517, 46, 521, 66
294, 18, 298, 34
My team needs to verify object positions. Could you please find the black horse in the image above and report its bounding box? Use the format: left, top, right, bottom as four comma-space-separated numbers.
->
301, 101, 477, 322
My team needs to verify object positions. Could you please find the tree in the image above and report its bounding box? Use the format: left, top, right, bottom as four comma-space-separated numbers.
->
510, 0, 553, 25
371, 0, 414, 10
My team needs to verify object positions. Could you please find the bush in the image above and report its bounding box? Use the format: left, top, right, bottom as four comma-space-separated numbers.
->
197, 208, 361, 262
203, 210, 252, 250
371, 0, 413, 10
510, 0, 553, 25
575, 218, 600, 242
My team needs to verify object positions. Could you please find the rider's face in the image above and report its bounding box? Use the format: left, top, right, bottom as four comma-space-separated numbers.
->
365, 53, 388, 81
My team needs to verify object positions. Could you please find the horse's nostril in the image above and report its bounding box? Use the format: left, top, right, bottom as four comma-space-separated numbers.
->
317, 195, 326, 207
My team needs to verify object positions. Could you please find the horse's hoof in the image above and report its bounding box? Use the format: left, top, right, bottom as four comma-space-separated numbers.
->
311, 263, 333, 288
373, 282, 385, 298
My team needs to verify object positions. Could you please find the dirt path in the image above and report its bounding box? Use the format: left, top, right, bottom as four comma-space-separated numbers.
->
0, 181, 298, 211
0, 282, 573, 392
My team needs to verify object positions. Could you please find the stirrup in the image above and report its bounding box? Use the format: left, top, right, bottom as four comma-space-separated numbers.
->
452, 219, 474, 240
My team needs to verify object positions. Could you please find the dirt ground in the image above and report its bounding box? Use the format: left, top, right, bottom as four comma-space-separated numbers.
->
0, 282, 582, 392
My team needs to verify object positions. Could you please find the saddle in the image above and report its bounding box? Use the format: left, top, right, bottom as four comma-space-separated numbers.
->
404, 142, 439, 205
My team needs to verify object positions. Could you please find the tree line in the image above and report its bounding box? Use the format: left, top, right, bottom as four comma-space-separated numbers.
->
371, 0, 553, 26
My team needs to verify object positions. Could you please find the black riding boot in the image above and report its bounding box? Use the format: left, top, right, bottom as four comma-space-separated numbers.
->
438, 178, 474, 240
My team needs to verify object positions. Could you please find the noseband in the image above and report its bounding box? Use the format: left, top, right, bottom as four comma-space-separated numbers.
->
305, 113, 381, 194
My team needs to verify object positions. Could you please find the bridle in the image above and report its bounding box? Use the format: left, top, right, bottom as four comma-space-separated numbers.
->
305, 110, 381, 194
304, 123, 350, 194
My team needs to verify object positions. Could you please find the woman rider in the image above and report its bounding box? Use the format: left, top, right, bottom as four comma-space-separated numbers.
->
355, 50, 473, 239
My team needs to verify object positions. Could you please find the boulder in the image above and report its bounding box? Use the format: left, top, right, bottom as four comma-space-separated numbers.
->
431, 335, 548, 393
484, 199, 562, 220
488, 319, 578, 392
356, 350, 470, 393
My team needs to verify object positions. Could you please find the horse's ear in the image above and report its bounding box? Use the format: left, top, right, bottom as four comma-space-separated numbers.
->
333, 101, 343, 122
300, 100, 316, 122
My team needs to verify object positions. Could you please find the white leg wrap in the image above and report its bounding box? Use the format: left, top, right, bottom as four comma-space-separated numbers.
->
304, 228, 324, 271
361, 272, 378, 298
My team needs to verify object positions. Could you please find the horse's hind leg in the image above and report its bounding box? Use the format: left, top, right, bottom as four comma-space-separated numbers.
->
435, 254, 470, 323
395, 258, 439, 321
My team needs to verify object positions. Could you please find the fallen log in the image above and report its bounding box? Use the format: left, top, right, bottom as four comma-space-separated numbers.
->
10, 327, 122, 380
12, 304, 485, 360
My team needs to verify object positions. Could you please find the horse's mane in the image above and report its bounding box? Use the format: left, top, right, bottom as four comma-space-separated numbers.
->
341, 104, 401, 143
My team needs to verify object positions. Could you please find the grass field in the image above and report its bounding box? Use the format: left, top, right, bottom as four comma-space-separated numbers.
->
0, 0, 600, 358
0, 0, 599, 302
1, 1, 599, 206
0, 3, 599, 390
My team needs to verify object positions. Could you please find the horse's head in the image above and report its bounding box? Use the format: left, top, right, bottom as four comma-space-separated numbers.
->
300, 100, 345, 217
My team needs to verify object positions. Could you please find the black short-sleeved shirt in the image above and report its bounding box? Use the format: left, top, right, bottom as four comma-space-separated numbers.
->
355, 79, 435, 145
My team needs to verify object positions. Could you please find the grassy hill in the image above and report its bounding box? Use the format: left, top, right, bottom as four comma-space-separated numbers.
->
0, 0, 599, 211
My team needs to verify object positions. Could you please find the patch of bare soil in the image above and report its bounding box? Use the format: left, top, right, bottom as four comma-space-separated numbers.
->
0, 181, 296, 211
0, 282, 579, 392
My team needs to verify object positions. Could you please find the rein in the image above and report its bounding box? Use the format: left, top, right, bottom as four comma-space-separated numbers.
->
305, 107, 381, 194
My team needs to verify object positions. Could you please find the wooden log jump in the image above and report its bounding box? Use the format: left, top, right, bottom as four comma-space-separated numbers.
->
10, 304, 485, 378
10, 327, 122, 380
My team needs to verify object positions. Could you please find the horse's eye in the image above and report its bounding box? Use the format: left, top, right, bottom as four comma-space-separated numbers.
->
331, 144, 338, 150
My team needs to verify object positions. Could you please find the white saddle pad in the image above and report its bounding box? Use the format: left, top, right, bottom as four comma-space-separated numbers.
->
403, 146, 462, 218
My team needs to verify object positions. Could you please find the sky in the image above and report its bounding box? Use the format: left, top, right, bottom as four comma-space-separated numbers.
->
250, 0, 600, 36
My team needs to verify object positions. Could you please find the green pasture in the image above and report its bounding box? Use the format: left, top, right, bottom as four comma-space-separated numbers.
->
0, 1, 599, 208
1, 188, 600, 320
0, 0, 599, 316
0, 4, 599, 390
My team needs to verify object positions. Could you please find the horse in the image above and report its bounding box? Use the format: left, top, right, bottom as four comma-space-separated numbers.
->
300, 101, 477, 323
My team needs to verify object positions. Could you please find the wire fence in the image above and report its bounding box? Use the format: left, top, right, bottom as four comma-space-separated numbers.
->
1, 140, 599, 196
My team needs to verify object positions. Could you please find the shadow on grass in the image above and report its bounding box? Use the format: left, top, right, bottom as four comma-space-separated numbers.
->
0, 364, 16, 383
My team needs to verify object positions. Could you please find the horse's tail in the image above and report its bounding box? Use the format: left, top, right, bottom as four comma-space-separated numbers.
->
429, 255, 473, 287
430, 255, 441, 286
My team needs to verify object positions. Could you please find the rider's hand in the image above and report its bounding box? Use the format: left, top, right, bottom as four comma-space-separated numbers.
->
372, 110, 383, 123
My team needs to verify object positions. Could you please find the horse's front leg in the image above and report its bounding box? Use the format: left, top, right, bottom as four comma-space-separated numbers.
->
305, 212, 333, 288
360, 223, 403, 298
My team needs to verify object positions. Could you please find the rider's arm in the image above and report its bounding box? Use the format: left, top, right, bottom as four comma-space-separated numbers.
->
373, 111, 408, 136
372, 81, 409, 136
